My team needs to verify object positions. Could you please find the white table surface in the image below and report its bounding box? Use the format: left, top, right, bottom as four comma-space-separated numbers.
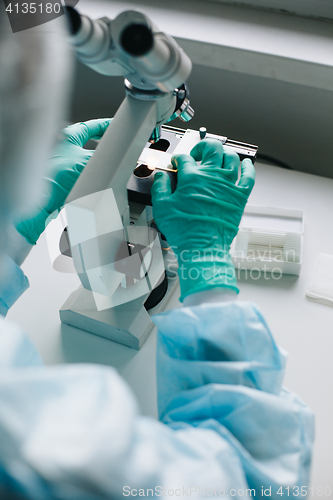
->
7, 162, 333, 495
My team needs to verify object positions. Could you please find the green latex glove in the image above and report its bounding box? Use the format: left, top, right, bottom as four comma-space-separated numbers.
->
151, 139, 255, 301
16, 119, 111, 245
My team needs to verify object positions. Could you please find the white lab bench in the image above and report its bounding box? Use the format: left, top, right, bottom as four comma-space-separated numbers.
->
7, 162, 333, 495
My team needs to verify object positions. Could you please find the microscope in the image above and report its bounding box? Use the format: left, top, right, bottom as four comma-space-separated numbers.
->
59, 7, 257, 349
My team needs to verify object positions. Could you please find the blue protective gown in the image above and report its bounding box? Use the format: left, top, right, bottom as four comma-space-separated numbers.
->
0, 256, 314, 499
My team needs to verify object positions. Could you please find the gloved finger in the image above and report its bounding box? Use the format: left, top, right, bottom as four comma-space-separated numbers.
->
221, 146, 240, 183
190, 139, 224, 168
151, 171, 172, 203
237, 158, 256, 193
171, 153, 197, 183
63, 118, 112, 147
74, 150, 94, 174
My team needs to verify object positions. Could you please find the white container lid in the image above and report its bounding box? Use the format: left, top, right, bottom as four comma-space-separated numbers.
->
231, 205, 304, 276
240, 205, 304, 234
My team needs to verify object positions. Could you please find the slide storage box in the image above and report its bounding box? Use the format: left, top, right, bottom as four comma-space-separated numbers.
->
231, 205, 304, 276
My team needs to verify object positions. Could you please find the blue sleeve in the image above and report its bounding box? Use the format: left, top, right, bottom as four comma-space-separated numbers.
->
0, 302, 313, 499
0, 256, 29, 316
0, 318, 248, 499
153, 302, 314, 497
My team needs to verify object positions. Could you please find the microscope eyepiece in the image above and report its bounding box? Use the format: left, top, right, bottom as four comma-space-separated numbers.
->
64, 6, 81, 36
120, 24, 154, 57
67, 8, 192, 91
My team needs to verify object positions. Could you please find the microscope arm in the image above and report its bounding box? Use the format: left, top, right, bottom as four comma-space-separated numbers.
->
66, 95, 158, 219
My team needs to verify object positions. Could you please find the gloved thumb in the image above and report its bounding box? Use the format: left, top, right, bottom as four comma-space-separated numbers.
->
151, 170, 172, 204
238, 158, 255, 194
63, 118, 112, 147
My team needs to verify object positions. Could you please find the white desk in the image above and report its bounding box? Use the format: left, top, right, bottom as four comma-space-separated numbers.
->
7, 162, 333, 495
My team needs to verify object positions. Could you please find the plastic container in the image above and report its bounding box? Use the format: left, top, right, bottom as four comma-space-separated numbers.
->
231, 205, 304, 276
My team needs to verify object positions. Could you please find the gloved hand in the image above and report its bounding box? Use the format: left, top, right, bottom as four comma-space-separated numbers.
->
16, 119, 111, 245
151, 139, 255, 301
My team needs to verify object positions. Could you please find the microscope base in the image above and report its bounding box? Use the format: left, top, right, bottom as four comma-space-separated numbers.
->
60, 275, 178, 350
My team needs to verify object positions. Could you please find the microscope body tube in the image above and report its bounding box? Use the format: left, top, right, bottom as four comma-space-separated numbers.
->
66, 94, 167, 217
